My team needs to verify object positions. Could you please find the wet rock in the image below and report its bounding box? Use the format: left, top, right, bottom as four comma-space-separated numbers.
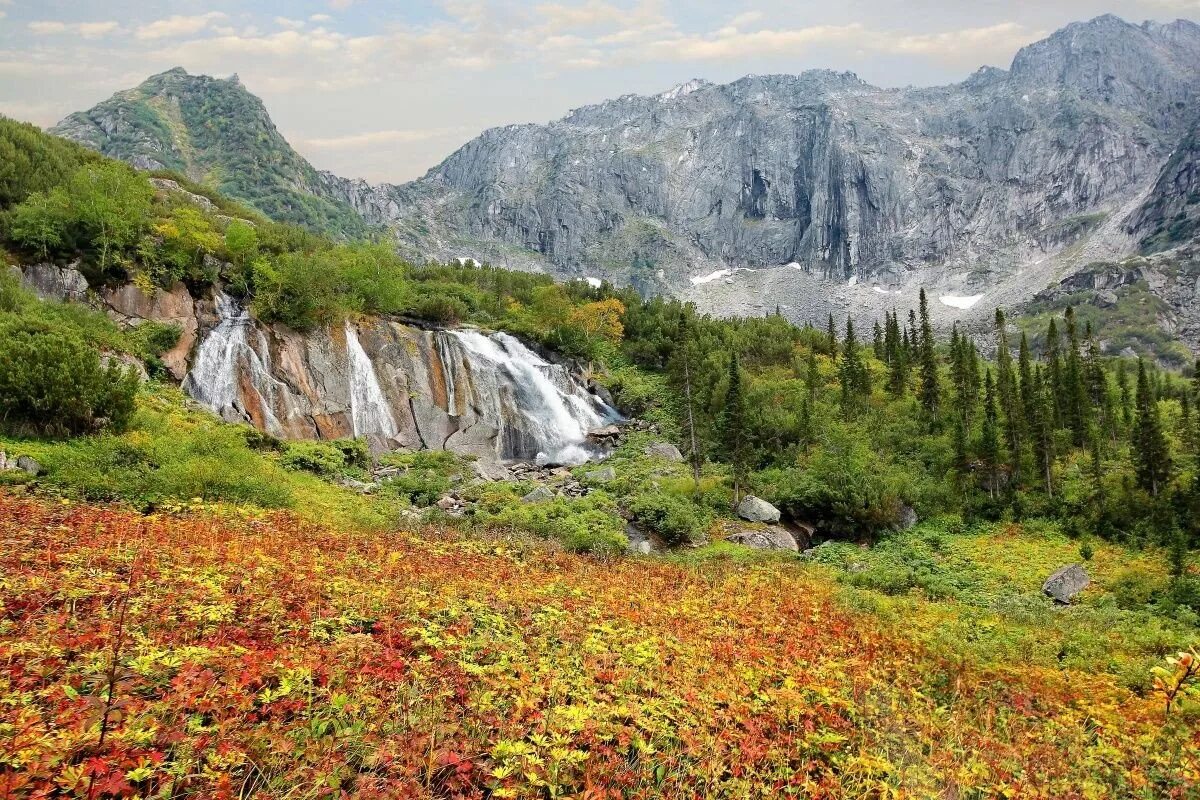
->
521, 486, 555, 503
1043, 564, 1090, 604
736, 495, 781, 524
725, 525, 799, 552
644, 442, 683, 462
586, 424, 623, 445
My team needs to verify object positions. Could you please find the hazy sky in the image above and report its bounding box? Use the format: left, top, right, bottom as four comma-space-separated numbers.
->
1, 1, 1197, 183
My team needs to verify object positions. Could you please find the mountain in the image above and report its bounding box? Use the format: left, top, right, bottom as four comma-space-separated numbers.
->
52, 15, 1200, 331
51, 68, 368, 239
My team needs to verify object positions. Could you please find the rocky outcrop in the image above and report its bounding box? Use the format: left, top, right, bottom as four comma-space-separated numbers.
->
18, 262, 89, 303
725, 525, 799, 552
101, 282, 198, 381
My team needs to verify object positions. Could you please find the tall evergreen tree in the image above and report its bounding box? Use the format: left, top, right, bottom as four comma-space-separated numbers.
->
1018, 331, 1035, 426
917, 289, 940, 418
1063, 307, 1090, 446
1133, 358, 1171, 497
873, 320, 885, 361
1117, 360, 1133, 430
826, 313, 838, 359
994, 309, 1022, 483
669, 316, 705, 489
980, 370, 1002, 499
1030, 365, 1056, 496
1046, 318, 1064, 427
719, 351, 750, 504
838, 317, 870, 417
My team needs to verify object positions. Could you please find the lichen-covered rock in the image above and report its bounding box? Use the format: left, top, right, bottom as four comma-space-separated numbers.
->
725, 526, 799, 552
1043, 564, 1090, 604
20, 263, 89, 303
736, 495, 781, 524
521, 486, 555, 503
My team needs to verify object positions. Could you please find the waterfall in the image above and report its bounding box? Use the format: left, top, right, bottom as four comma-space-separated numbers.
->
345, 322, 398, 438
182, 293, 284, 435
444, 329, 619, 465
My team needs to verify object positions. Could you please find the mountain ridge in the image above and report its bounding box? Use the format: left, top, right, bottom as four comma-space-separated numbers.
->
50, 15, 1200, 336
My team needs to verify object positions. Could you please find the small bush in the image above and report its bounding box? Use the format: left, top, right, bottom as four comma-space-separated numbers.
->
0, 317, 138, 437
280, 438, 369, 477
627, 492, 711, 546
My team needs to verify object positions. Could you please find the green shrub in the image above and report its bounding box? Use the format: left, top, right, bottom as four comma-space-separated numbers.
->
280, 438, 369, 477
0, 317, 138, 437
473, 493, 627, 554
627, 492, 711, 546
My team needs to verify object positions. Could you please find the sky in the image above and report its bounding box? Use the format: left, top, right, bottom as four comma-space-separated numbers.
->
1, 1, 1198, 184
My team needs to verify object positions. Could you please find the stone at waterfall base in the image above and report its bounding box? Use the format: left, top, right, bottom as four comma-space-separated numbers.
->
1043, 564, 1090, 604
736, 495, 781, 524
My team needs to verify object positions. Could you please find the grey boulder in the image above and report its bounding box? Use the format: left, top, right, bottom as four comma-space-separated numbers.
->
16, 456, 42, 476
736, 495, 781, 524
521, 486, 555, 503
1043, 564, 1090, 604
726, 526, 799, 552
583, 465, 616, 483
644, 442, 683, 462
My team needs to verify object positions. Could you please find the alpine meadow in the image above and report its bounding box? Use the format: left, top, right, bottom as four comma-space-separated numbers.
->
1, 5, 1200, 799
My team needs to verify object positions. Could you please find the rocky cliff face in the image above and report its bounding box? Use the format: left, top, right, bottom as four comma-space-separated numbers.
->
51, 16, 1200, 334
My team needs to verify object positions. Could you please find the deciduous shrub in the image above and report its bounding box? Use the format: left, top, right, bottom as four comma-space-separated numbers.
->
627, 491, 711, 546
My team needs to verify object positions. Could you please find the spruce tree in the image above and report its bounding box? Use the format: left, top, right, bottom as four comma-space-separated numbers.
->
826, 313, 838, 359
980, 370, 1001, 499
994, 309, 1022, 483
1018, 331, 1035, 426
720, 351, 750, 503
838, 317, 870, 417
917, 289, 940, 418
1117, 360, 1133, 430
1046, 318, 1064, 428
1030, 365, 1055, 496
1063, 307, 1089, 446
1133, 358, 1171, 497
873, 320, 885, 361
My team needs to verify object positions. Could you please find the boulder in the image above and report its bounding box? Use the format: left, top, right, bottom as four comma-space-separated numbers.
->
472, 460, 511, 482
15, 456, 42, 476
725, 526, 799, 552
644, 442, 683, 462
1043, 563, 1090, 604
583, 465, 616, 483
897, 505, 918, 530
521, 486, 555, 503
736, 495, 781, 524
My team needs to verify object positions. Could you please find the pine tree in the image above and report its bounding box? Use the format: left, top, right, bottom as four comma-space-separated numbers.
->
907, 309, 919, 363
1133, 358, 1171, 497
918, 289, 940, 418
838, 317, 870, 417
994, 309, 1022, 483
1117, 360, 1133, 430
980, 370, 1001, 499
887, 310, 908, 397
1046, 318, 1064, 428
1063, 307, 1089, 446
826, 313, 838, 359
1030, 365, 1055, 496
873, 320, 885, 361
720, 351, 750, 504
1018, 331, 1035, 426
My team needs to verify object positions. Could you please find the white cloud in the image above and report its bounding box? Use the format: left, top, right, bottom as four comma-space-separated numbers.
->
310, 14, 334, 23
299, 126, 470, 149
27, 20, 120, 39
135, 12, 227, 40
275, 17, 306, 30
329, 0, 356, 8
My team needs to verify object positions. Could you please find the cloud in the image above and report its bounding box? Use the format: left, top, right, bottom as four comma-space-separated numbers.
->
275, 17, 306, 31
135, 12, 227, 40
329, 0, 356, 8
27, 20, 120, 39
311, 14, 334, 23
298, 127, 471, 149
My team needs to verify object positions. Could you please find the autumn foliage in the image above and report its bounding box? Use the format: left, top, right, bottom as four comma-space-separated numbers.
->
1, 492, 1197, 799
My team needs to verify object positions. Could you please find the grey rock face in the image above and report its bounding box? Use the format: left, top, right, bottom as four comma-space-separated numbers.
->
725, 526, 799, 552
1043, 563, 1090, 604
736, 495, 781, 524
19, 263, 89, 303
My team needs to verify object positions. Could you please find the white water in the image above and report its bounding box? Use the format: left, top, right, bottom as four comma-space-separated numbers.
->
445, 329, 619, 465
345, 322, 398, 438
183, 293, 285, 435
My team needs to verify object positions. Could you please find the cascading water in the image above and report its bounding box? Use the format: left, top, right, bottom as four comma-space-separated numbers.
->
345, 322, 398, 438
182, 293, 285, 435
444, 329, 620, 465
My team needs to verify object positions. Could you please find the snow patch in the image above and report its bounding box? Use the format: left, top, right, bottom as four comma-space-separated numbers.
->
872, 286, 899, 295
658, 78, 708, 101
457, 257, 479, 267
847, 275, 858, 286
691, 268, 735, 286
584, 277, 602, 288
939, 294, 985, 310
